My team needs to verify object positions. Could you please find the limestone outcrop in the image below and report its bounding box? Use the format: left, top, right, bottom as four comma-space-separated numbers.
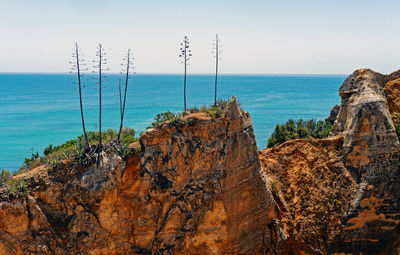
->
384, 77, 400, 124
332, 69, 399, 163
260, 68, 400, 254
260, 137, 357, 254
0, 98, 285, 254
2, 69, 400, 255
325, 104, 340, 125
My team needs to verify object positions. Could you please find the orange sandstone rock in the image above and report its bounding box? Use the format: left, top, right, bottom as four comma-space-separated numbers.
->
260, 137, 357, 254
0, 97, 284, 254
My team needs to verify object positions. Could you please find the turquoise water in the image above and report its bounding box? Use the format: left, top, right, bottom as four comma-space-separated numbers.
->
0, 74, 346, 171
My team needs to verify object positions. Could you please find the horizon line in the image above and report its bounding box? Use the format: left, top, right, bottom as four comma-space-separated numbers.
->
0, 71, 349, 76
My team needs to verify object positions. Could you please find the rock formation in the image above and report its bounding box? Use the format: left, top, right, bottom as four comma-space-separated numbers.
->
260, 137, 357, 254
331, 69, 400, 254
2, 69, 400, 254
384, 77, 400, 124
0, 97, 285, 254
325, 104, 340, 125
260, 68, 400, 254
332, 69, 399, 166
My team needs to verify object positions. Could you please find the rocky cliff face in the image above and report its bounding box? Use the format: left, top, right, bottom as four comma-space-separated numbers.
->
329, 69, 400, 254
0, 98, 285, 254
332, 69, 399, 167
2, 69, 400, 255
260, 68, 400, 254
384, 77, 400, 124
260, 137, 357, 254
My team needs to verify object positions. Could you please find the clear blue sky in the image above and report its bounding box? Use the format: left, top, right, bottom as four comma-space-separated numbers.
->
1, 0, 399, 74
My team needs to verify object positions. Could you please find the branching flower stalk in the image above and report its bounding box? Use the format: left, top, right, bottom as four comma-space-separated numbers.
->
70, 42, 89, 147
212, 34, 222, 106
118, 49, 135, 141
179, 36, 192, 111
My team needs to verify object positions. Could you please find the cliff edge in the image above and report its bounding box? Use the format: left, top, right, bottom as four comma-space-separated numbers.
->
0, 97, 285, 254
260, 69, 400, 254
2, 69, 400, 254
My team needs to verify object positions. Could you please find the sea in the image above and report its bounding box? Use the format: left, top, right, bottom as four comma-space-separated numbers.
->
0, 73, 346, 172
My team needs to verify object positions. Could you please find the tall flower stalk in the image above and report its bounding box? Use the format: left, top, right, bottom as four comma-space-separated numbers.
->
93, 43, 108, 147
212, 34, 222, 106
118, 49, 135, 141
179, 36, 192, 111
70, 42, 89, 147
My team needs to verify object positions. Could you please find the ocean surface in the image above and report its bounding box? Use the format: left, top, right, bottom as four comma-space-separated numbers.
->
0, 73, 346, 172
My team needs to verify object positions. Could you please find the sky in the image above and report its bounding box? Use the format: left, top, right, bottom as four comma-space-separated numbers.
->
0, 0, 399, 74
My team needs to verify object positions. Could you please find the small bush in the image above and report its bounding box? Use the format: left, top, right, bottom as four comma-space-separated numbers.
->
0, 169, 11, 185
21, 152, 40, 170
200, 99, 229, 118
267, 119, 332, 148
149, 99, 230, 129
396, 124, 400, 139
18, 127, 137, 172
151, 111, 182, 128
6, 179, 30, 195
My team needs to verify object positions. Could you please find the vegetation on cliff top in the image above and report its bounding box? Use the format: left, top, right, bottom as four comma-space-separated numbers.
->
16, 99, 229, 173
149, 99, 229, 129
0, 169, 30, 196
19, 128, 137, 171
267, 119, 332, 148
0, 169, 11, 185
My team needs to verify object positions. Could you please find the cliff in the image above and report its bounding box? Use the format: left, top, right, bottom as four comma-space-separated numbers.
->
0, 98, 285, 254
260, 68, 400, 254
260, 137, 357, 254
2, 69, 400, 254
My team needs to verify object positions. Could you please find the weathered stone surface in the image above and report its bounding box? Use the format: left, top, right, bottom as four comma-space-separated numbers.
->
331, 70, 400, 254
260, 137, 357, 254
325, 104, 340, 125
0, 97, 284, 254
384, 78, 400, 114
331, 70, 400, 253
384, 78, 400, 125
332, 69, 399, 164
3, 69, 400, 254
259, 69, 400, 254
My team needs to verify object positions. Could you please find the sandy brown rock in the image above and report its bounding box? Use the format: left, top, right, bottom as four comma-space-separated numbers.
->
331, 70, 400, 254
384, 78, 400, 125
3, 68, 400, 254
384, 78, 400, 114
332, 68, 399, 165
0, 97, 284, 254
260, 68, 400, 254
260, 137, 357, 254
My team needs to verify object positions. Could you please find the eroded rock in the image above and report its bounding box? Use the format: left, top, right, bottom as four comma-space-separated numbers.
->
0, 97, 284, 254
260, 69, 400, 254
260, 137, 357, 254
325, 104, 340, 125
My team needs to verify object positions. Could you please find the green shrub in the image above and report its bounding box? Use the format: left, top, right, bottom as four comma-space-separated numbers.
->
200, 99, 229, 118
18, 127, 137, 172
0, 169, 11, 185
151, 111, 182, 128
149, 99, 230, 129
21, 152, 40, 170
267, 119, 332, 148
6, 179, 30, 194
396, 124, 400, 139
